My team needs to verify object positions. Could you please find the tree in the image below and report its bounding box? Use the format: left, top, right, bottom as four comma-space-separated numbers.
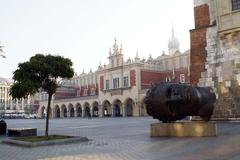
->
10, 54, 74, 137
0, 42, 6, 58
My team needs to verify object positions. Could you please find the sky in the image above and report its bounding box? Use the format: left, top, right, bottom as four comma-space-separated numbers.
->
0, 0, 194, 79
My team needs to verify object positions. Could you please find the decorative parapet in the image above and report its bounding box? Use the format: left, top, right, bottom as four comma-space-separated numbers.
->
40, 95, 98, 103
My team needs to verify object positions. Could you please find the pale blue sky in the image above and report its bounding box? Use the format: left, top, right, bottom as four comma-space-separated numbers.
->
0, 0, 194, 78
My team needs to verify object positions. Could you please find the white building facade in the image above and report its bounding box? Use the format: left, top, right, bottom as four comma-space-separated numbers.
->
0, 77, 37, 114
38, 37, 190, 118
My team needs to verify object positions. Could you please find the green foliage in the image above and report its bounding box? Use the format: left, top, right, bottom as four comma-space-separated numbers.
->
10, 54, 74, 99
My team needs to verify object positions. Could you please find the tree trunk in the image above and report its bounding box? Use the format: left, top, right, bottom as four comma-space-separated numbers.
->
45, 94, 52, 137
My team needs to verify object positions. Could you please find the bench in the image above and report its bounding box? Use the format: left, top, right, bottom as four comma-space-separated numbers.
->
8, 128, 37, 137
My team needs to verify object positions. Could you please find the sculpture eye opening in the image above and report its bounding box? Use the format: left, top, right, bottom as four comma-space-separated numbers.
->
167, 88, 172, 98
167, 102, 175, 116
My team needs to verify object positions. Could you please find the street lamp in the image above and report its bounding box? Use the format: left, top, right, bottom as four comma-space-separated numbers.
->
135, 97, 140, 116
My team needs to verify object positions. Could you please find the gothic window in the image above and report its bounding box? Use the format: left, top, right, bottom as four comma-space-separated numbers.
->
84, 89, 88, 96
113, 78, 119, 89
232, 0, 240, 10
105, 80, 110, 90
123, 76, 129, 87
77, 89, 81, 96
91, 88, 96, 95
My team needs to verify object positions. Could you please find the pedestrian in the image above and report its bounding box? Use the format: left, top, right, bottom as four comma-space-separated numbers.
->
88, 112, 92, 119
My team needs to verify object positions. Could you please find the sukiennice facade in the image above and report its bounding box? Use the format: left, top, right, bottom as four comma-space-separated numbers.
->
38, 32, 190, 118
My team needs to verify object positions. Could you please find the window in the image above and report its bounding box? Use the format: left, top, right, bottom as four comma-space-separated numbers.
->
123, 76, 129, 87
232, 0, 240, 10
84, 89, 88, 96
77, 89, 81, 96
106, 80, 110, 90
89, 76, 92, 84
180, 74, 185, 83
91, 88, 96, 95
113, 78, 119, 89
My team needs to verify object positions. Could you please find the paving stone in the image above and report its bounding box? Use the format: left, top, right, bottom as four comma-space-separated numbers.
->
0, 118, 240, 160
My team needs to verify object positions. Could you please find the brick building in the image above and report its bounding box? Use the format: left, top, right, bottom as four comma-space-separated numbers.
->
38, 35, 190, 118
191, 0, 240, 119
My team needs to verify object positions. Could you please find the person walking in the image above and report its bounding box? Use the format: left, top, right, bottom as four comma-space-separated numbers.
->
88, 111, 92, 119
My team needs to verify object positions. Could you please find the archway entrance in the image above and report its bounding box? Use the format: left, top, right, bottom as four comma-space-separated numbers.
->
84, 107, 90, 117
61, 105, 67, 118
41, 106, 46, 118
55, 105, 60, 118
114, 104, 121, 117
125, 98, 134, 117
84, 102, 90, 118
93, 106, 99, 117
63, 108, 67, 117
70, 107, 74, 117
102, 100, 111, 117
113, 99, 122, 117
92, 101, 99, 117
76, 103, 82, 117
68, 104, 74, 118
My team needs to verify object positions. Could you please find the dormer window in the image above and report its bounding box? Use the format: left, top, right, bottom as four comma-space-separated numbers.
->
232, 0, 240, 10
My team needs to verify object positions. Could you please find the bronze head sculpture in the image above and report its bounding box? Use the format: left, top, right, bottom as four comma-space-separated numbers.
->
144, 82, 216, 123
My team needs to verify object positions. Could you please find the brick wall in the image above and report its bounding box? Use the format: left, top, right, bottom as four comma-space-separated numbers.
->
190, 4, 211, 85
194, 4, 210, 28
190, 28, 207, 85
130, 70, 136, 86
141, 71, 163, 89
141, 69, 190, 89
55, 92, 76, 100
100, 76, 104, 91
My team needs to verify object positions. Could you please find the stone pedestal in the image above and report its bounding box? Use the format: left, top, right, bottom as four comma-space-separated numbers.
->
8, 128, 37, 137
150, 121, 217, 137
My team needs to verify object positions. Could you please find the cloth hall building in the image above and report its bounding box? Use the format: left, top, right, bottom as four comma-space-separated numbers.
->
38, 34, 190, 118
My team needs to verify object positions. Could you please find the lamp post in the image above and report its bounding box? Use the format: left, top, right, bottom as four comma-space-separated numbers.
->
135, 97, 140, 116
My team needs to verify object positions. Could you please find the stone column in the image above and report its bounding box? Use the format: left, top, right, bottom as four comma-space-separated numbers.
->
60, 108, 64, 118
123, 105, 126, 117
99, 105, 103, 117
90, 107, 93, 117
82, 109, 85, 118
74, 107, 78, 118
111, 104, 115, 117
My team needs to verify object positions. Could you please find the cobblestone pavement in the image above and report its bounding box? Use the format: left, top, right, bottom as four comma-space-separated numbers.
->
0, 117, 240, 160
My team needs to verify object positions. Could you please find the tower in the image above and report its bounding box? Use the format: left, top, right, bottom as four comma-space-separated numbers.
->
108, 38, 124, 68
168, 26, 180, 55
